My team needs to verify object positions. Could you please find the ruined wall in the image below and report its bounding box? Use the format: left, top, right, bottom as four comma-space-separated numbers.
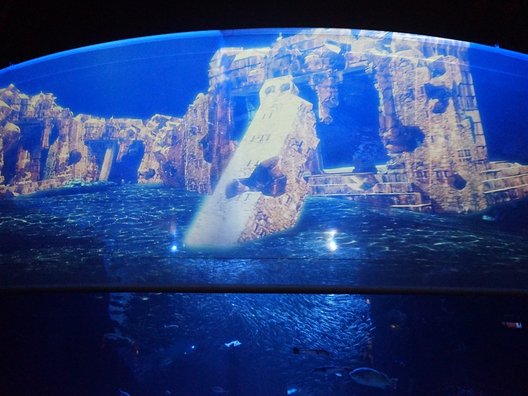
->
0, 90, 213, 196
268, 30, 490, 212
373, 33, 489, 212
0, 85, 94, 194
247, 30, 497, 212
211, 29, 527, 213
180, 93, 213, 193
0, 82, 238, 196
138, 114, 181, 184
266, 31, 348, 123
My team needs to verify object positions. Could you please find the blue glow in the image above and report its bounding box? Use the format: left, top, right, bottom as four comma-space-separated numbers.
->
170, 244, 178, 253
0, 30, 222, 73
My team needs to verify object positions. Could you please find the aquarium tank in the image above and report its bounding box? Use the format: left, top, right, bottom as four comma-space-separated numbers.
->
1, 28, 527, 395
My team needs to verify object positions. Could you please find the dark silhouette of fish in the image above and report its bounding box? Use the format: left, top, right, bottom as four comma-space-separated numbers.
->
292, 346, 331, 357
349, 367, 398, 390
211, 385, 230, 394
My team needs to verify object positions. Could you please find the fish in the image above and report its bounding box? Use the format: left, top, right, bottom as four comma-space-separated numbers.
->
224, 340, 242, 348
118, 389, 131, 396
211, 385, 230, 394
292, 346, 331, 357
349, 367, 397, 390
502, 321, 523, 329
103, 332, 134, 346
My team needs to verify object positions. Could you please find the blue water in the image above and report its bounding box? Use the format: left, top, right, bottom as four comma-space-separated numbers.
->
113, 292, 372, 395
1, 184, 528, 289
469, 44, 528, 163
2, 291, 527, 395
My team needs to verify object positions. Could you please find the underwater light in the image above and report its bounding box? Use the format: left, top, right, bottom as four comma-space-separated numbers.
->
325, 229, 338, 251
170, 244, 178, 253
326, 239, 338, 252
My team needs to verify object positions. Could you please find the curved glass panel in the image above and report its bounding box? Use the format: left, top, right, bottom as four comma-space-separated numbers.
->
1, 28, 528, 292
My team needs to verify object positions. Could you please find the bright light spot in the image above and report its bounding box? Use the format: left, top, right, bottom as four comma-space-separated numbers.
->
170, 244, 178, 253
326, 239, 338, 252
287, 388, 298, 395
191, 345, 196, 350
324, 229, 338, 252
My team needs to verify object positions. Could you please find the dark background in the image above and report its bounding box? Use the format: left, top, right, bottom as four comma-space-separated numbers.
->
1, 0, 528, 68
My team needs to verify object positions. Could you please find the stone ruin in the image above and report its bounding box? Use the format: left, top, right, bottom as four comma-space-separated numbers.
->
1, 29, 528, 244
